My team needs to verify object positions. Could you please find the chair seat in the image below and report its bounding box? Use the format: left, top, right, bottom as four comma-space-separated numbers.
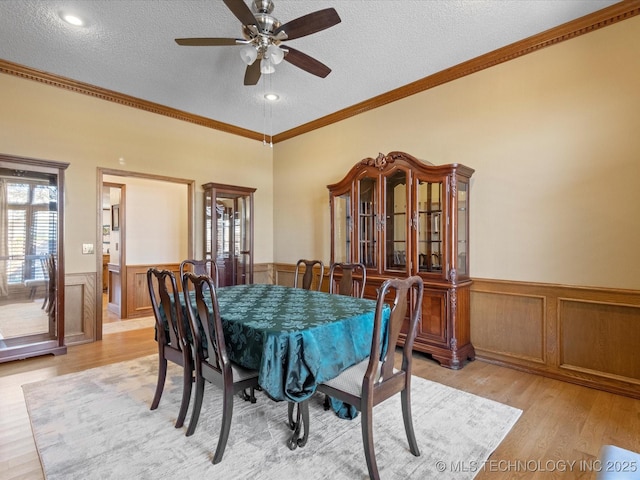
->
231, 362, 258, 382
323, 358, 382, 398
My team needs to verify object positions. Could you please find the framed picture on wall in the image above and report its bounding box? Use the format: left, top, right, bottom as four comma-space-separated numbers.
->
111, 204, 120, 231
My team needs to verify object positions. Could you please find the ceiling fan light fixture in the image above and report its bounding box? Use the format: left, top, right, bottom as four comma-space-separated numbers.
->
260, 57, 275, 75
175, 1, 342, 84
239, 45, 258, 65
266, 44, 284, 65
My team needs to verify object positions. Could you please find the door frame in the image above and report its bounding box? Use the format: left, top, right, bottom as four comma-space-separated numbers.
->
96, 167, 195, 339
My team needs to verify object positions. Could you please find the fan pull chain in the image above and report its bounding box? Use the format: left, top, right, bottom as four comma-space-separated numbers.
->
262, 73, 273, 148
262, 76, 267, 146
268, 73, 273, 148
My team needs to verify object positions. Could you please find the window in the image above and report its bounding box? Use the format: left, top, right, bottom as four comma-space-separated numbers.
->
4, 180, 57, 284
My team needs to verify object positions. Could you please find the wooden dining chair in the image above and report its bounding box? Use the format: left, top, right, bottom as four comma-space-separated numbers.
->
181, 272, 259, 464
293, 259, 324, 291
317, 275, 424, 480
179, 258, 218, 286
146, 268, 193, 429
328, 262, 367, 298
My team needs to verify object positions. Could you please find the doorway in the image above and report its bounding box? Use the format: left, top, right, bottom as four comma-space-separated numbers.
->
101, 183, 122, 324
97, 168, 195, 339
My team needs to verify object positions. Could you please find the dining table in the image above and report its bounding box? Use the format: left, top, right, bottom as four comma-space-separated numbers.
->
183, 283, 389, 449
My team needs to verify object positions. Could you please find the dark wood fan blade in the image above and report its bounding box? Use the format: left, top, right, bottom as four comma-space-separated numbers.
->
273, 8, 341, 41
244, 61, 261, 85
283, 46, 331, 78
175, 38, 240, 46
223, 0, 257, 27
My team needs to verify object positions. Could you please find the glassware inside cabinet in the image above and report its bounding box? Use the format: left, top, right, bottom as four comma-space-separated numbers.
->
416, 180, 443, 273
332, 192, 351, 264
358, 177, 377, 268
204, 189, 213, 258
385, 170, 408, 271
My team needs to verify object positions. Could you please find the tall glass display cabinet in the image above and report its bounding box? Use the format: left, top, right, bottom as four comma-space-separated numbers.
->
328, 151, 475, 369
0, 154, 67, 362
203, 183, 255, 286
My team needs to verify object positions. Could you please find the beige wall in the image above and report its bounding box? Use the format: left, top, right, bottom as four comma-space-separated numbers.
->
273, 15, 640, 290
1, 15, 639, 292
0, 75, 274, 274
103, 175, 189, 265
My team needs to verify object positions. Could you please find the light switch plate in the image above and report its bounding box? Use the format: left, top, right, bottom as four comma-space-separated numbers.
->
82, 243, 94, 254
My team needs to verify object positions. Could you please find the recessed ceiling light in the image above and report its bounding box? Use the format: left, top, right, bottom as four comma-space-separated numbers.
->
264, 93, 279, 102
61, 14, 84, 26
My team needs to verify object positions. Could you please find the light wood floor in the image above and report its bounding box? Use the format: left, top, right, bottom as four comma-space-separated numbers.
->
1, 328, 639, 480
102, 292, 125, 324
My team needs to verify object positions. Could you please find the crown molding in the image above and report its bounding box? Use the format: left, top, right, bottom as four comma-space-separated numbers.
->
0, 59, 264, 142
1, 1, 638, 144
274, 0, 640, 143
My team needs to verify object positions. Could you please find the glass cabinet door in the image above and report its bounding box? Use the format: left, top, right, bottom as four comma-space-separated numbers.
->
203, 183, 255, 287
204, 189, 213, 259
234, 194, 251, 284
415, 178, 444, 274
331, 191, 351, 264
358, 176, 377, 269
0, 155, 68, 363
384, 169, 409, 273
456, 179, 469, 277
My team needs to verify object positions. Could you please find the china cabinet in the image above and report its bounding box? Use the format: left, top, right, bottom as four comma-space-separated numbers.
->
0, 154, 67, 362
203, 183, 255, 286
328, 151, 474, 368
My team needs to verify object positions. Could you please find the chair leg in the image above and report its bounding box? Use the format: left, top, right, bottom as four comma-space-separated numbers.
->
361, 407, 380, 480
401, 389, 420, 456
212, 389, 235, 464
150, 356, 167, 410
186, 375, 205, 437
241, 387, 257, 403
175, 357, 193, 428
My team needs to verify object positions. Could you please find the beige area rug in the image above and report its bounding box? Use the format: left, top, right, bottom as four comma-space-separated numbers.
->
102, 316, 155, 334
23, 355, 521, 480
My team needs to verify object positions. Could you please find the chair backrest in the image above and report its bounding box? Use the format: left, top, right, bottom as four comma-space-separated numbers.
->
294, 259, 324, 291
328, 262, 367, 298
147, 268, 188, 353
180, 259, 218, 287
368, 276, 424, 392
181, 272, 230, 378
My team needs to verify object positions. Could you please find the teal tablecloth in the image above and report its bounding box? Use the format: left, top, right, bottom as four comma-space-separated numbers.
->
213, 284, 388, 407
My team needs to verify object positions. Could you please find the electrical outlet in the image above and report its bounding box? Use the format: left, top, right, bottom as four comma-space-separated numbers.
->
82, 243, 94, 254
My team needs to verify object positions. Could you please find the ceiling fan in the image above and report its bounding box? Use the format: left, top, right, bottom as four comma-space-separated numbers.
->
175, 0, 341, 86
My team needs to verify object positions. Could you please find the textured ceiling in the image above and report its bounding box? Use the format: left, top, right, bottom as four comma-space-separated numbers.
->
0, 0, 618, 137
